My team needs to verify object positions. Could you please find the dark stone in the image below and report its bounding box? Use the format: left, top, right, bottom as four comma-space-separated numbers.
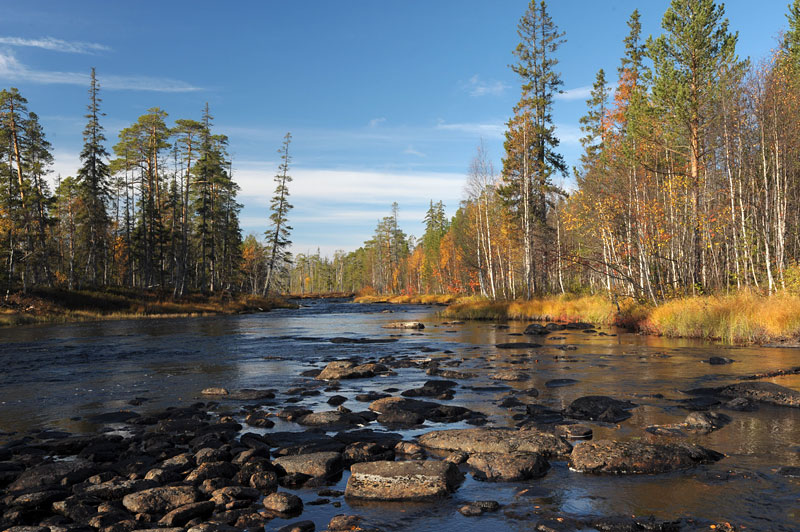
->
495, 342, 542, 349
466, 452, 549, 481
564, 396, 637, 423
276, 520, 315, 532
683, 411, 731, 433
569, 440, 724, 474
523, 323, 550, 335
545, 378, 579, 388
707, 356, 734, 365
327, 395, 347, 406
244, 411, 274, 428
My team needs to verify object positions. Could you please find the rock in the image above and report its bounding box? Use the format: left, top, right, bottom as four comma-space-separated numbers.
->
394, 441, 425, 458
8, 459, 97, 492
401, 380, 457, 398
317, 361, 389, 380
263, 491, 303, 515
565, 322, 593, 329
524, 404, 565, 424
556, 424, 593, 440
355, 391, 390, 402
244, 411, 274, 428
458, 500, 501, 517
544, 378, 579, 388
158, 501, 215, 526
328, 395, 347, 406
326, 514, 368, 531
210, 486, 261, 505
345, 460, 462, 501
122, 485, 199, 514
546, 323, 566, 331
564, 396, 637, 423
277, 406, 313, 421
343, 442, 395, 465
297, 410, 366, 428
524, 323, 550, 335
778, 466, 800, 477
707, 356, 734, 365
201, 387, 229, 396
276, 521, 315, 532
417, 427, 571, 458
488, 370, 530, 381
228, 389, 275, 400
185, 460, 237, 483
569, 440, 724, 474
683, 411, 731, 433
382, 322, 424, 329
273, 452, 344, 479
723, 397, 758, 411
466, 452, 549, 481
717, 381, 800, 408
187, 523, 240, 532
495, 342, 542, 349
266, 431, 345, 456
82, 478, 158, 500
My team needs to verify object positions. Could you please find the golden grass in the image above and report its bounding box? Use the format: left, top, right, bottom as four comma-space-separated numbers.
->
643, 291, 800, 344
353, 293, 476, 305
0, 288, 295, 327
441, 294, 633, 324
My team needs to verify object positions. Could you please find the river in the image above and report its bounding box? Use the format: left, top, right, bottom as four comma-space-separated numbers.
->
1, 299, 798, 530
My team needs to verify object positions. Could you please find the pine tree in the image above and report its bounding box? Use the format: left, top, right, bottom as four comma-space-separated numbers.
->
263, 133, 293, 295
76, 68, 111, 286
578, 69, 610, 170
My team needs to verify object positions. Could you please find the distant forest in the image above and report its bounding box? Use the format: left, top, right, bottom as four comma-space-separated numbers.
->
3, 0, 800, 303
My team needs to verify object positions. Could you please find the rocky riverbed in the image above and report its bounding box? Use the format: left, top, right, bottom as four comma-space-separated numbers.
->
1, 299, 799, 531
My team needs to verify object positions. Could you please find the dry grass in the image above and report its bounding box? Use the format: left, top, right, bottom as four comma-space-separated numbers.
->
0, 287, 294, 327
441, 294, 636, 324
354, 293, 476, 305
643, 291, 800, 344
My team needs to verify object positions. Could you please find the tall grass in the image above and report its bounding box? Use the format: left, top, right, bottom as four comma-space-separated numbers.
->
353, 293, 476, 305
644, 291, 800, 343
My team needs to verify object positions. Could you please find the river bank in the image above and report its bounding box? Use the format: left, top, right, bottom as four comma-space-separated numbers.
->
357, 292, 800, 345
1, 300, 798, 531
0, 288, 295, 327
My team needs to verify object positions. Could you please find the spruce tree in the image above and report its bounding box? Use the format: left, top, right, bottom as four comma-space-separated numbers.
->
263, 133, 293, 295
76, 68, 111, 286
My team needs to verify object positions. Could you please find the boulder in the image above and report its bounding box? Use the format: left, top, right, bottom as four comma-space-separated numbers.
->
569, 440, 724, 474
417, 427, 571, 458
717, 381, 800, 408
8, 459, 97, 492
122, 485, 199, 514
317, 361, 389, 380
524, 323, 550, 335
244, 411, 274, 428
382, 322, 425, 329
263, 491, 303, 515
683, 411, 731, 433
273, 452, 344, 479
466, 452, 549, 481
488, 370, 530, 381
297, 410, 366, 428
345, 460, 462, 501
564, 396, 637, 423
458, 500, 501, 517
158, 501, 215, 526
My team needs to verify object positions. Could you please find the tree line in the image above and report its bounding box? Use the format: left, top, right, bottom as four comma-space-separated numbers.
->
1, 68, 293, 297
291, 0, 800, 302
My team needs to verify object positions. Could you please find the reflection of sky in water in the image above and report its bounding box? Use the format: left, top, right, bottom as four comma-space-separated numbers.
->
0, 299, 799, 530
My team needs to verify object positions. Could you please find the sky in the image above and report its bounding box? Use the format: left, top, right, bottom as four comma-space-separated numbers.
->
0, 1, 792, 257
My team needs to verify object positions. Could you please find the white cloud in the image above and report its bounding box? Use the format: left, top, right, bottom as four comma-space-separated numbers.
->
463, 74, 509, 97
435, 119, 505, 138
403, 145, 425, 157
0, 51, 202, 92
554, 123, 583, 145
368, 117, 386, 128
0, 36, 111, 54
556, 85, 593, 101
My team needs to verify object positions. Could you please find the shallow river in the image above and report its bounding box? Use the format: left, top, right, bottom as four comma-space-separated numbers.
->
1, 299, 799, 530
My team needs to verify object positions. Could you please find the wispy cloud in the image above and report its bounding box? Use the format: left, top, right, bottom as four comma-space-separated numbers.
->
368, 117, 386, 128
462, 74, 509, 97
403, 145, 425, 157
556, 85, 593, 101
0, 36, 111, 54
0, 51, 202, 92
435, 119, 505, 138
554, 123, 583, 145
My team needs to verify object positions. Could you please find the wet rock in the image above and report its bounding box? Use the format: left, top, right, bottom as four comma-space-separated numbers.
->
122, 485, 199, 514
345, 460, 463, 501
382, 322, 424, 329
10, 488, 68, 509
185, 460, 237, 483
544, 378, 579, 388
249, 470, 279, 493
317, 361, 389, 381
201, 388, 229, 396
296, 410, 366, 428
417, 427, 571, 458
401, 380, 457, 398
277, 406, 313, 421
458, 500, 501, 517
87, 411, 140, 424
262, 491, 303, 515
244, 411, 274, 428
394, 441, 425, 459
778, 466, 800, 477
210, 486, 261, 505
556, 424, 593, 440
326, 514, 379, 531
683, 411, 731, 433
188, 523, 240, 532
158, 501, 215, 526
343, 442, 394, 466
488, 370, 530, 381
498, 396, 524, 408
645, 425, 687, 437
717, 381, 800, 408
723, 397, 758, 411
495, 342, 542, 349
327, 395, 347, 406
276, 520, 315, 532
466, 452, 549, 481
565, 322, 593, 329
677, 395, 722, 411
524, 323, 550, 335
273, 452, 344, 479
266, 431, 345, 456
524, 404, 565, 424
8, 459, 97, 492
707, 356, 734, 365
334, 429, 403, 447
228, 389, 275, 400
355, 391, 390, 402
563, 396, 637, 423
569, 440, 724, 474
82, 478, 158, 500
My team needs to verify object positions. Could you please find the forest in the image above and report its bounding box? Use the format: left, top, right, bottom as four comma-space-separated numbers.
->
2, 0, 800, 323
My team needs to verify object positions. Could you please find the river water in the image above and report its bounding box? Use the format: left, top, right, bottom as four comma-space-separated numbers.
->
1, 299, 798, 530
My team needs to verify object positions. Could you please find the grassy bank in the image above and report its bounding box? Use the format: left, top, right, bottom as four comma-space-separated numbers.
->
438, 292, 800, 344
0, 287, 294, 327
353, 293, 478, 305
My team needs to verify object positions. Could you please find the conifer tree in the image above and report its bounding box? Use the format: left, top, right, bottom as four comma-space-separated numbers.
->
263, 133, 293, 295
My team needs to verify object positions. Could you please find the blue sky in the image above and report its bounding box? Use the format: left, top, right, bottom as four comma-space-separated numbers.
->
0, 1, 791, 256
